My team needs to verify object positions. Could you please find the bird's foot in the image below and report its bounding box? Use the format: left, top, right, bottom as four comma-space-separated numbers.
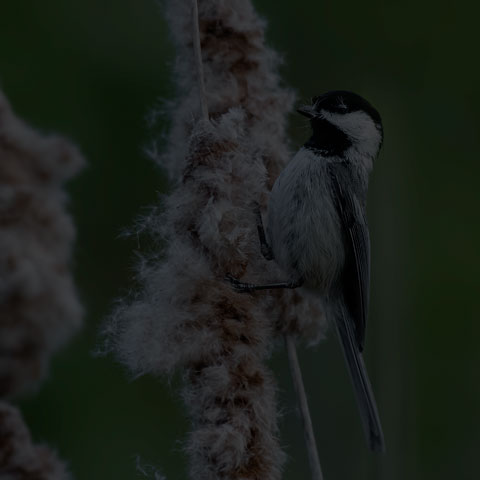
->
225, 274, 256, 293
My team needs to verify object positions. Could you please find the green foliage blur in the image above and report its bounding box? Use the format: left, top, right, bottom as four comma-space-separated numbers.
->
1, 1, 478, 479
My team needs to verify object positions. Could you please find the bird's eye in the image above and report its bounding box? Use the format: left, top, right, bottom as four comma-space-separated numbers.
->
329, 105, 348, 114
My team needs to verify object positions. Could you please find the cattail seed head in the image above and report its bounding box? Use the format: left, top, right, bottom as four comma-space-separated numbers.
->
0, 91, 84, 398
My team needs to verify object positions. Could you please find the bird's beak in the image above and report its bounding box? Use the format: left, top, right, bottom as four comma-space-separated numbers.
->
297, 106, 315, 118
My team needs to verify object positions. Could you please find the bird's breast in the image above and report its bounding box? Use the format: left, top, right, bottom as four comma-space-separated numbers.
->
267, 150, 345, 292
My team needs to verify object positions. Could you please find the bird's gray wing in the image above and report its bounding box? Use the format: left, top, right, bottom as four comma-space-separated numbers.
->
328, 163, 370, 351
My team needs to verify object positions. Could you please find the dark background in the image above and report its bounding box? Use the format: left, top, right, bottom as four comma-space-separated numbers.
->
1, 1, 479, 479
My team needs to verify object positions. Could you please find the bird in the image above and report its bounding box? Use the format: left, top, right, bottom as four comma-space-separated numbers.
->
227, 90, 385, 452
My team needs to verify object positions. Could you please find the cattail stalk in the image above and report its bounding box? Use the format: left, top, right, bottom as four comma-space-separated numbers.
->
285, 335, 324, 480
191, 0, 208, 121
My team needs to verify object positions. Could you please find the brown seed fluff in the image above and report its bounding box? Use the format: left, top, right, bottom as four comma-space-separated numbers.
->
0, 90, 84, 398
104, 1, 326, 479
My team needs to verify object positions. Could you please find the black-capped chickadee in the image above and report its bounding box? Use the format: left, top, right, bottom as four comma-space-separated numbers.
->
227, 91, 385, 452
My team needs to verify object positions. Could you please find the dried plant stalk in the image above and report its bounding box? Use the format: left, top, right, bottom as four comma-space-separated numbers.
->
285, 335, 324, 480
191, 0, 209, 121
0, 90, 84, 398
105, 0, 327, 479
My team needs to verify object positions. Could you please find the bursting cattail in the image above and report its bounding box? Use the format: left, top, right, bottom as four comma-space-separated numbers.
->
0, 401, 71, 479
105, 1, 326, 478
0, 90, 84, 398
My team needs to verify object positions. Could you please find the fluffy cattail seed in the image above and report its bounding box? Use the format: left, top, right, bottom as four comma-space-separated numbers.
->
0, 90, 84, 398
104, 1, 327, 478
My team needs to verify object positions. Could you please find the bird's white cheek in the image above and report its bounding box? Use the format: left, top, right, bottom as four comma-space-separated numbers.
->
322, 110, 381, 160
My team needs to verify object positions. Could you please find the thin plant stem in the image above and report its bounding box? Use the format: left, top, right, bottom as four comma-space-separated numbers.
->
285, 334, 324, 480
191, 0, 209, 121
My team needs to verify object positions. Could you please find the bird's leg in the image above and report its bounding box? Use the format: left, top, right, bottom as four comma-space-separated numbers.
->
225, 203, 295, 293
226, 274, 303, 293
254, 202, 273, 260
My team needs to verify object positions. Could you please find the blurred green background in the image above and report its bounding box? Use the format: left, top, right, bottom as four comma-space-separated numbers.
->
1, 1, 479, 479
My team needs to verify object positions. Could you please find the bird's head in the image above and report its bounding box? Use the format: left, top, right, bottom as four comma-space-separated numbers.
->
298, 91, 383, 164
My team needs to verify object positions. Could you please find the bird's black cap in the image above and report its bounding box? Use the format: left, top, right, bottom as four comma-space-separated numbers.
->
298, 90, 382, 127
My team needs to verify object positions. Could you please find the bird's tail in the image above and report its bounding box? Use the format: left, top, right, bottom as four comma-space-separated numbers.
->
334, 309, 385, 452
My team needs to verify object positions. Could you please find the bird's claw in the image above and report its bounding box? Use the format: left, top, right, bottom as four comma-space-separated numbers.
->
225, 274, 255, 293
